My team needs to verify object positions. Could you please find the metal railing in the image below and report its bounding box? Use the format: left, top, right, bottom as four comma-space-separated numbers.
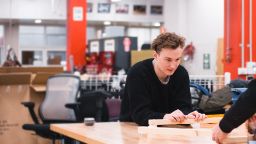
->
80, 73, 231, 93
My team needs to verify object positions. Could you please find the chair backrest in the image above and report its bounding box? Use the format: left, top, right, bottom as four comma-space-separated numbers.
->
105, 98, 121, 121
78, 90, 109, 122
39, 74, 80, 123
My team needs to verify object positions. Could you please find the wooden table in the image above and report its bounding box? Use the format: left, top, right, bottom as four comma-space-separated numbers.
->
50, 122, 249, 144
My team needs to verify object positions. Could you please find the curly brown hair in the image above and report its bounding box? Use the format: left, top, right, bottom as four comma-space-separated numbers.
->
151, 32, 185, 53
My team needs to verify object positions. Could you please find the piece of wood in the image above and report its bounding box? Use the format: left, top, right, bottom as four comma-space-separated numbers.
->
149, 117, 222, 126
216, 38, 224, 75
138, 125, 250, 144
30, 85, 46, 92
138, 126, 198, 136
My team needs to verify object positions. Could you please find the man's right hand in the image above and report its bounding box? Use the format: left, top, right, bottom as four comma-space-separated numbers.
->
163, 109, 186, 122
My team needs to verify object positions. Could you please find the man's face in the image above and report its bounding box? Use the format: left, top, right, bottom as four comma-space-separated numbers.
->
154, 47, 183, 76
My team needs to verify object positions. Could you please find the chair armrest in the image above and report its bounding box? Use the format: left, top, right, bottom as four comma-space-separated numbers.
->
21, 101, 35, 108
65, 103, 80, 109
21, 101, 40, 124
65, 102, 81, 121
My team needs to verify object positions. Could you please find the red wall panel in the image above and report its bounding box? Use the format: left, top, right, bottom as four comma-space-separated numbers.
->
67, 0, 87, 71
224, 0, 256, 79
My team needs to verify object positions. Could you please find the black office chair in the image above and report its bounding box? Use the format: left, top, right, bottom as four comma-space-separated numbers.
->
21, 74, 80, 144
67, 90, 111, 122
105, 98, 121, 121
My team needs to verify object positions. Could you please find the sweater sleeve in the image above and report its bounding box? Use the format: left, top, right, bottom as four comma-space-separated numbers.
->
219, 79, 256, 133
172, 67, 193, 114
127, 72, 165, 126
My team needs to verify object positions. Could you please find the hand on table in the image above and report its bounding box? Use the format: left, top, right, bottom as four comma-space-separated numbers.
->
163, 109, 186, 122
212, 124, 228, 144
186, 110, 207, 121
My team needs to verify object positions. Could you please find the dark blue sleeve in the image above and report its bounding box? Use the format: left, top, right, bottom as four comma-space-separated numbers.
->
219, 79, 256, 133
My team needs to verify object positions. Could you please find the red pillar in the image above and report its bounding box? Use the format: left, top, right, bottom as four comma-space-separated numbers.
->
67, 0, 87, 71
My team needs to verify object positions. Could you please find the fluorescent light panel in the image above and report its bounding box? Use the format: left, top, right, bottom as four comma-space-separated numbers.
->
34, 19, 42, 24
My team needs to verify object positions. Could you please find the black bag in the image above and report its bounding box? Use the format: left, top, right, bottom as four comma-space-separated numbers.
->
199, 86, 232, 113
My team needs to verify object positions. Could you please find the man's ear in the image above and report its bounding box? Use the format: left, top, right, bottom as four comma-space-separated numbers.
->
153, 51, 157, 59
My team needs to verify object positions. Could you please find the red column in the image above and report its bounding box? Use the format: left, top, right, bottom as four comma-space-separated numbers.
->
67, 0, 87, 71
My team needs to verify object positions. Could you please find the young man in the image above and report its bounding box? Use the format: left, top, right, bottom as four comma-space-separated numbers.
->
212, 79, 256, 144
120, 32, 206, 126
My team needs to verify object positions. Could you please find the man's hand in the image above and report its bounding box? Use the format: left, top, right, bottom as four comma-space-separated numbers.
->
163, 109, 186, 122
186, 110, 207, 121
212, 124, 229, 144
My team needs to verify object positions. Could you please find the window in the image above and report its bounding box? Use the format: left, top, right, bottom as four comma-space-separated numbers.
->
47, 51, 66, 65
19, 25, 66, 66
22, 50, 43, 65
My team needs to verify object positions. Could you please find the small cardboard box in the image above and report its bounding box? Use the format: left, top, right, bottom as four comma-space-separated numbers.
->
30, 72, 57, 92
0, 66, 63, 73
0, 73, 36, 144
0, 67, 64, 144
0, 73, 31, 85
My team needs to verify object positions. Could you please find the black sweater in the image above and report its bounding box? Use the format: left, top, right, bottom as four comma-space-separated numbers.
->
219, 79, 256, 133
120, 58, 192, 126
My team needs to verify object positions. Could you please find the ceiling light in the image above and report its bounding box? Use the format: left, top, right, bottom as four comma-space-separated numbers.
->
153, 22, 161, 27
104, 21, 111, 25
111, 0, 121, 2
34, 19, 42, 24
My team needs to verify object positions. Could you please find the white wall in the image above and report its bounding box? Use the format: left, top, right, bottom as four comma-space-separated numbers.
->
164, 0, 224, 75
104, 26, 125, 37
127, 27, 160, 50
0, 25, 4, 63
87, 26, 97, 41
163, 0, 187, 36
4, 24, 19, 56
0, 0, 66, 20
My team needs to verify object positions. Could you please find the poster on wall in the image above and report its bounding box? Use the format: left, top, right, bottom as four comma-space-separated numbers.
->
133, 5, 146, 15
104, 39, 115, 52
87, 3, 93, 13
73, 7, 83, 21
203, 53, 210, 69
123, 37, 131, 52
90, 41, 100, 53
150, 5, 163, 15
115, 4, 129, 14
98, 3, 111, 13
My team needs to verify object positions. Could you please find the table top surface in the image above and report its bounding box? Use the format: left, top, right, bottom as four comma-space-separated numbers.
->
50, 122, 249, 144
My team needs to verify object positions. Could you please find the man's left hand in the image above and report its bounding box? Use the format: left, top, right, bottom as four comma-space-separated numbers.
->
186, 111, 207, 121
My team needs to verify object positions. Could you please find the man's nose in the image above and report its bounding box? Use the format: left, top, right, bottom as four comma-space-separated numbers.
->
169, 62, 176, 69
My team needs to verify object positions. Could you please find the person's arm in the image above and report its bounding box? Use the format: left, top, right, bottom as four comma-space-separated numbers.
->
173, 68, 192, 114
172, 67, 207, 121
219, 79, 256, 133
212, 79, 256, 143
127, 72, 165, 126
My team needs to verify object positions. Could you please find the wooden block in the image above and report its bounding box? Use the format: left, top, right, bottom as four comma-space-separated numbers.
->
138, 126, 197, 136
138, 126, 249, 143
223, 136, 250, 144
149, 117, 222, 126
